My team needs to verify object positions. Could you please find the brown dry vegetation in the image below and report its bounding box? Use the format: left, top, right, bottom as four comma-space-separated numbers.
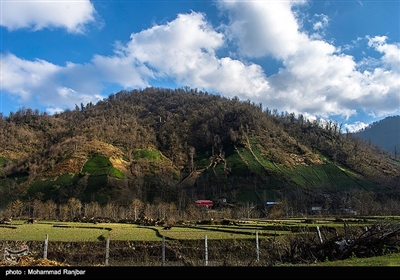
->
0, 87, 399, 222
0, 256, 69, 267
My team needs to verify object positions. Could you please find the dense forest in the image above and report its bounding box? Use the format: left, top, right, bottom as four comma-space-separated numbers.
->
0, 87, 399, 222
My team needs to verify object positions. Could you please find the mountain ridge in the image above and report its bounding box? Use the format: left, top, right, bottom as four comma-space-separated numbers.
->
352, 115, 400, 156
0, 87, 399, 216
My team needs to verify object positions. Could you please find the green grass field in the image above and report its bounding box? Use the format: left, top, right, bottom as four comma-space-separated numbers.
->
293, 252, 400, 267
0, 219, 287, 242
0, 216, 396, 242
2, 217, 400, 266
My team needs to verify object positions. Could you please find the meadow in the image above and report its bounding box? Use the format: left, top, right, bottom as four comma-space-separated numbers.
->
0, 218, 294, 242
1, 216, 400, 267
1, 216, 397, 242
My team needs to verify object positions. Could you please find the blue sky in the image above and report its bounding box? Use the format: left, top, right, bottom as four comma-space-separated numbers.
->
1, 0, 399, 132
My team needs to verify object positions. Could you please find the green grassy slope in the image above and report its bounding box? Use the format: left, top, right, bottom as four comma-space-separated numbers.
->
197, 137, 382, 205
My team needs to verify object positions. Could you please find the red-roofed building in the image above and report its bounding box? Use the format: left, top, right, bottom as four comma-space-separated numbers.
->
195, 200, 213, 209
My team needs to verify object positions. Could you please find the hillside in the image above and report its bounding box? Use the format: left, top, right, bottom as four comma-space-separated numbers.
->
0, 87, 399, 217
352, 115, 400, 156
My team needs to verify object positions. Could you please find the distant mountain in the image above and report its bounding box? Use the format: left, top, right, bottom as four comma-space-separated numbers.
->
352, 115, 400, 156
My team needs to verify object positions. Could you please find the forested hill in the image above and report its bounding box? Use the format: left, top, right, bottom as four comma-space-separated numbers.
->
0, 87, 399, 216
352, 115, 400, 156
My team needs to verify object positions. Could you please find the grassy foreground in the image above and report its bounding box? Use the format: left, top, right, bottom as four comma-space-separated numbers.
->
1, 217, 400, 266
299, 252, 400, 267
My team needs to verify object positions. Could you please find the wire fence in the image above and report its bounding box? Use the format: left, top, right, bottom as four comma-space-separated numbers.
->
1, 233, 283, 267
3, 222, 400, 267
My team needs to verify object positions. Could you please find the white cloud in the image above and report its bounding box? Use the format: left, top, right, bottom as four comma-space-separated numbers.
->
218, 0, 308, 60
0, 53, 105, 113
1, 0, 96, 33
310, 13, 329, 40
367, 36, 400, 72
90, 55, 152, 88
344, 121, 369, 133
1, 53, 60, 102
126, 12, 224, 79
1, 0, 399, 127
312, 14, 329, 31
216, 0, 400, 122
1, 10, 271, 113
124, 12, 269, 98
46, 107, 64, 115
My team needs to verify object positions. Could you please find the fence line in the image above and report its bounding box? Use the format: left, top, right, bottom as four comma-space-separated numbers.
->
2, 225, 391, 266
2, 231, 292, 266
69, 233, 261, 266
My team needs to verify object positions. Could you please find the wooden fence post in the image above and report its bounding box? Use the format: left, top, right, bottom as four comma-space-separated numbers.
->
43, 234, 48, 259
316, 226, 323, 244
205, 235, 208, 266
162, 236, 165, 267
255, 231, 259, 262
105, 236, 110, 266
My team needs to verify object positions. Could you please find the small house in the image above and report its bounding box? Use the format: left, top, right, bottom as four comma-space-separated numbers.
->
195, 200, 213, 209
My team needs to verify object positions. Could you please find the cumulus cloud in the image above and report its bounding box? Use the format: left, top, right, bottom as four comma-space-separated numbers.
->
1, 53, 105, 113
126, 12, 224, 81
218, 0, 308, 59
1, 11, 270, 113
217, 0, 400, 121
1, 0, 96, 33
124, 12, 269, 98
344, 121, 369, 133
1, 0, 399, 127
1, 53, 61, 102
367, 36, 400, 72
